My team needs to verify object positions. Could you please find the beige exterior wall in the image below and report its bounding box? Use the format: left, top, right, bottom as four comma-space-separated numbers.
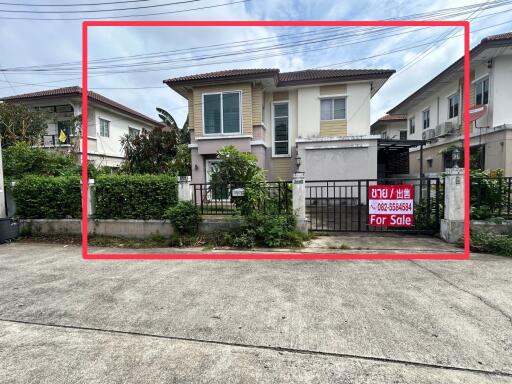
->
319, 84, 347, 95
269, 157, 293, 181
409, 128, 512, 177
192, 83, 253, 137
251, 85, 263, 126
319, 120, 347, 136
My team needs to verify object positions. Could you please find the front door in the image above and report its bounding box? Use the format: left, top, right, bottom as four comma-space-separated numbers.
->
205, 159, 229, 200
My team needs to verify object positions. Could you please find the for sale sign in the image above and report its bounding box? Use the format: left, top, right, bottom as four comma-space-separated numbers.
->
368, 185, 414, 227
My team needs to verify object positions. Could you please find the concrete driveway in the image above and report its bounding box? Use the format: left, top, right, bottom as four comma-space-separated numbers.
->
0, 242, 511, 383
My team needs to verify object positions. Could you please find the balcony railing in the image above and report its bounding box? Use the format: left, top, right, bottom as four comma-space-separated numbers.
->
41, 134, 71, 146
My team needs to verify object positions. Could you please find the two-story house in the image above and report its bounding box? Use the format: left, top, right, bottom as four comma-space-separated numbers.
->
388, 31, 512, 176
164, 68, 395, 183
0, 86, 160, 167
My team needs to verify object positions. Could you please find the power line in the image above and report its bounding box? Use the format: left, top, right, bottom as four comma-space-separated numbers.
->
0, 0, 151, 6
0, 0, 201, 13
0, 0, 249, 20
2, 0, 508, 72
1, 12, 510, 93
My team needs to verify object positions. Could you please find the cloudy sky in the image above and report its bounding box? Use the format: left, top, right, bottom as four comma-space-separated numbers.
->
0, 0, 511, 126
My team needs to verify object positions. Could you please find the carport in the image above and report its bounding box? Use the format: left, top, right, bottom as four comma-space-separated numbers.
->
377, 139, 427, 178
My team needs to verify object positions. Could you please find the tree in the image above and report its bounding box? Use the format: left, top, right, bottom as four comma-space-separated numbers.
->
120, 126, 185, 175
0, 103, 49, 147
209, 145, 265, 185
209, 145, 268, 214
156, 107, 190, 144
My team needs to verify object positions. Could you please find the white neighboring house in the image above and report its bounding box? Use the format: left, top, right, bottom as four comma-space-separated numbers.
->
371, 114, 407, 140
387, 31, 512, 176
0, 86, 160, 167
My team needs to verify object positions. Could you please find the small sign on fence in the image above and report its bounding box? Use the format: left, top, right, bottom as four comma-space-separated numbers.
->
231, 188, 245, 197
368, 185, 414, 227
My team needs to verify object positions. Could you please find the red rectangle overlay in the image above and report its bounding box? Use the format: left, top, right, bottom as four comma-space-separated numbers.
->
368, 185, 414, 227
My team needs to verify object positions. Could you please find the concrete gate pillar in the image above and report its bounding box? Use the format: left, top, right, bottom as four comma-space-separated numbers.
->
87, 179, 95, 218
292, 172, 308, 233
178, 176, 193, 202
440, 167, 464, 243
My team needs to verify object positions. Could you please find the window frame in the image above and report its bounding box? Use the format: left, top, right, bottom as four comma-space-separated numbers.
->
272, 100, 290, 158
409, 116, 415, 135
448, 93, 459, 119
202, 90, 242, 136
399, 130, 407, 140
474, 77, 489, 105
128, 127, 140, 138
99, 118, 110, 138
422, 109, 430, 130
320, 96, 346, 121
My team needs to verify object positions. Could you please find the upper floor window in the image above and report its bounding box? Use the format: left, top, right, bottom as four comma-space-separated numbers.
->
203, 91, 241, 135
422, 109, 430, 130
448, 93, 459, 119
475, 77, 489, 105
400, 130, 407, 140
320, 97, 346, 120
129, 127, 140, 138
409, 117, 415, 134
99, 118, 110, 137
273, 102, 289, 156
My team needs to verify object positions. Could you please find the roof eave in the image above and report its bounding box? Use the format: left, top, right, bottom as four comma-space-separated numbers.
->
387, 37, 512, 115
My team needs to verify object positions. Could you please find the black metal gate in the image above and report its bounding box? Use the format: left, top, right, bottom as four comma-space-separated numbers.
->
306, 177, 443, 233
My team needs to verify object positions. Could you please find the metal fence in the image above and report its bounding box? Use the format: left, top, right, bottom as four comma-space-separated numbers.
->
191, 181, 292, 215
471, 176, 512, 219
306, 177, 443, 233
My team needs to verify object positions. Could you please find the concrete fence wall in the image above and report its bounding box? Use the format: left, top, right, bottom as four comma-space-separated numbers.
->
21, 217, 242, 239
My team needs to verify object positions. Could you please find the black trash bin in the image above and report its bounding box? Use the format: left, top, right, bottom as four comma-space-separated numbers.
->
0, 218, 20, 243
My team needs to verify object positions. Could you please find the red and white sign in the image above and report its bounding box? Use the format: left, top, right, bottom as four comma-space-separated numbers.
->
368, 185, 414, 227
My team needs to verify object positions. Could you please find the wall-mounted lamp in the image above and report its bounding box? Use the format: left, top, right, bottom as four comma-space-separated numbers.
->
295, 156, 302, 172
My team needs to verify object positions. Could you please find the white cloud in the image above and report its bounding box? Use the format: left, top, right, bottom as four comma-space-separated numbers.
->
0, 0, 511, 128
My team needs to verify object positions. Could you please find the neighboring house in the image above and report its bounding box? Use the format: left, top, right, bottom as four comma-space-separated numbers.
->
388, 32, 512, 176
0, 86, 160, 167
164, 68, 395, 183
371, 114, 407, 140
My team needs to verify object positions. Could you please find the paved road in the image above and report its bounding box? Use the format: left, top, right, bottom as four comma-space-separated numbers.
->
0, 242, 511, 383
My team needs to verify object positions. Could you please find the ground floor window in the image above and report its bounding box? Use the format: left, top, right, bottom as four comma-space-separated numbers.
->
471, 144, 485, 170
399, 130, 407, 140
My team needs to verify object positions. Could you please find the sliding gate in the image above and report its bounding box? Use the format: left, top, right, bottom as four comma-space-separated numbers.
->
306, 177, 443, 233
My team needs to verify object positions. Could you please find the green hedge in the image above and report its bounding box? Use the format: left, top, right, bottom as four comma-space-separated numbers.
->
94, 174, 177, 219
13, 176, 81, 219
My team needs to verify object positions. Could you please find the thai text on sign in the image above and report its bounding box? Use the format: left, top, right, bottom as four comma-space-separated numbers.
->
368, 185, 414, 227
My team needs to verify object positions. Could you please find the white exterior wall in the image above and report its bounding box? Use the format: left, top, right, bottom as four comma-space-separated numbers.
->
373, 120, 407, 140
492, 55, 512, 127
406, 80, 462, 141
297, 86, 321, 138
91, 105, 154, 164
346, 82, 371, 136
296, 82, 372, 138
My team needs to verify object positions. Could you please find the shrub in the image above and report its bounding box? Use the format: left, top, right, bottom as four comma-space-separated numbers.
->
13, 175, 81, 218
470, 231, 512, 257
94, 174, 177, 219
163, 201, 202, 235
240, 211, 304, 248
3, 142, 79, 179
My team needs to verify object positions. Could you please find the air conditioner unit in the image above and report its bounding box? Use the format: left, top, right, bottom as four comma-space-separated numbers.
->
422, 128, 436, 140
435, 122, 454, 137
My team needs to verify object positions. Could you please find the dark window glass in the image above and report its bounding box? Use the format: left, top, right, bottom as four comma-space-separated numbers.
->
204, 94, 221, 134
222, 92, 240, 133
